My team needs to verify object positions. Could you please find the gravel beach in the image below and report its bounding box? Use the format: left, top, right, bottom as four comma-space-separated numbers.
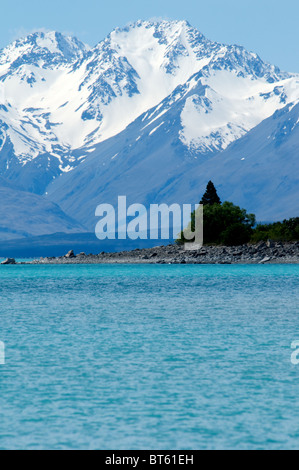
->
22, 241, 299, 265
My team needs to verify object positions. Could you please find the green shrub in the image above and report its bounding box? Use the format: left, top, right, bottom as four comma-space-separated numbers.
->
251, 218, 299, 242
221, 223, 253, 246
178, 201, 255, 246
178, 181, 298, 246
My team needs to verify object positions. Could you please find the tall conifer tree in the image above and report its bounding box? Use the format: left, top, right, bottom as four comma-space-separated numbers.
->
200, 181, 221, 205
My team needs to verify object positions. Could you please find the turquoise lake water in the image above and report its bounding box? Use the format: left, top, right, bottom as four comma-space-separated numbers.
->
0, 264, 298, 450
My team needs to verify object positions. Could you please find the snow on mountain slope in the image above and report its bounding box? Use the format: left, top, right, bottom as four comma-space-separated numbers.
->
0, 31, 89, 169
47, 100, 299, 229
0, 20, 298, 186
192, 101, 299, 221
179, 72, 299, 153
0, 20, 299, 240
34, 22, 299, 153
0, 31, 88, 70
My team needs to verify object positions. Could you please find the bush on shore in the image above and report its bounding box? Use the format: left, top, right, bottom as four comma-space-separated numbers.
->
178, 182, 298, 246
251, 218, 299, 243
178, 200, 255, 246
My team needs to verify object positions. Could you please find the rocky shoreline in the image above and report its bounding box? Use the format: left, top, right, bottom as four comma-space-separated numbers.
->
10, 241, 296, 265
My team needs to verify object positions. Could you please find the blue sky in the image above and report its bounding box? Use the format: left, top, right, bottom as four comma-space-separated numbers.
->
2, 0, 299, 72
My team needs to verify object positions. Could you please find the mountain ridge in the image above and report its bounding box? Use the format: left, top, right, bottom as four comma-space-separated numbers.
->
1, 20, 296, 169
0, 20, 298, 239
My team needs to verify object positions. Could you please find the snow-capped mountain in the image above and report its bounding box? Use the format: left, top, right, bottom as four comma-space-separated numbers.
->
46, 98, 299, 229
1, 21, 298, 174
0, 31, 88, 70
0, 20, 298, 239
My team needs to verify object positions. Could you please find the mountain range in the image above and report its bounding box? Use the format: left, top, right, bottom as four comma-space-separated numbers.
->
0, 20, 298, 240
